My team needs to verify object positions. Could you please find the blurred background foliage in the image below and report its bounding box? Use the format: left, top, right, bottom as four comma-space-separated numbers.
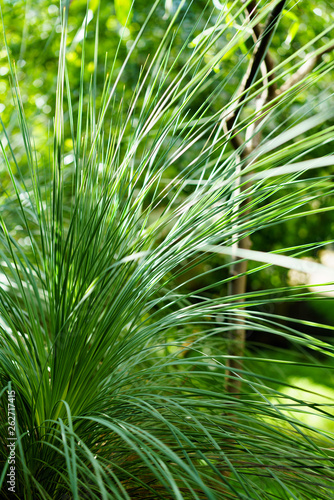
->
1, 0, 334, 421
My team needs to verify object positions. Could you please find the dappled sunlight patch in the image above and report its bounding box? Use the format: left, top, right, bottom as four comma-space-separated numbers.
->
268, 377, 334, 433
288, 250, 334, 297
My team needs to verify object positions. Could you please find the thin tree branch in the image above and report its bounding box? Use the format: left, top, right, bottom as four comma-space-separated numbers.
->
227, 0, 286, 134
277, 43, 334, 95
224, 0, 286, 395
225, 35, 334, 395
247, 43, 334, 148
243, 0, 277, 100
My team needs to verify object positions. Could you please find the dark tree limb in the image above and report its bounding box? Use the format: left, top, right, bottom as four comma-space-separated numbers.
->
225, 0, 286, 395
225, 1, 334, 394
243, 0, 277, 100
227, 1, 286, 134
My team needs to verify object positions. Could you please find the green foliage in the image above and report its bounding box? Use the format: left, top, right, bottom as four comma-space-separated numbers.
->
1, 1, 334, 498
115, 0, 133, 26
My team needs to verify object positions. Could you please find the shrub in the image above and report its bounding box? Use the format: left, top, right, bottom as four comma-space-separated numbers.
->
1, 1, 334, 498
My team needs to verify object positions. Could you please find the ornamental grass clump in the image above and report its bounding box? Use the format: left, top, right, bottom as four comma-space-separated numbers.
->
1, 1, 334, 498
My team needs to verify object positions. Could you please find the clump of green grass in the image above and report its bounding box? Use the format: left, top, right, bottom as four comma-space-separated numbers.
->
1, 1, 334, 498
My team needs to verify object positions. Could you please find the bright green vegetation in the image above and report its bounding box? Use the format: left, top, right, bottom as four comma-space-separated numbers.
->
1, 1, 334, 498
